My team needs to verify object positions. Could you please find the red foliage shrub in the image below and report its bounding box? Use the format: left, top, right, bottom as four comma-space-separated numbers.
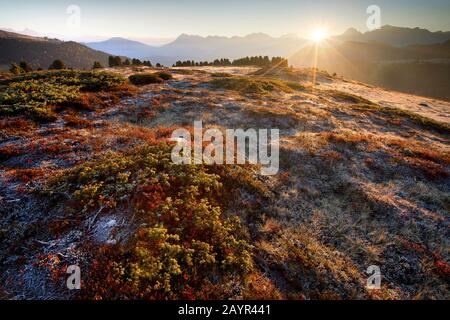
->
63, 114, 92, 128
0, 144, 23, 161
388, 119, 402, 126
364, 157, 375, 167
403, 156, 449, 179
58, 94, 100, 111
0, 117, 36, 135
400, 238, 426, 254
278, 171, 291, 184
40, 142, 72, 155
151, 97, 160, 106
430, 251, 450, 277
11, 168, 46, 183
319, 150, 343, 161
136, 108, 155, 120
132, 184, 165, 213
115, 83, 138, 97
434, 260, 450, 277
154, 126, 179, 139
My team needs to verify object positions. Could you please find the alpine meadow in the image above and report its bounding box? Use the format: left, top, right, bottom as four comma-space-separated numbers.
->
0, 0, 449, 306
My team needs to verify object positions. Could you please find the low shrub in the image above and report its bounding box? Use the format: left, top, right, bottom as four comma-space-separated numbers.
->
47, 143, 267, 299
129, 73, 164, 85
11, 168, 46, 183
210, 76, 304, 96
154, 71, 173, 81
0, 117, 36, 136
211, 72, 233, 78
171, 69, 194, 75
0, 144, 23, 162
63, 114, 92, 128
318, 150, 344, 162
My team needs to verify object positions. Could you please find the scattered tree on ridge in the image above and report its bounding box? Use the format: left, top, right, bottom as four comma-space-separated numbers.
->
9, 63, 24, 75
92, 61, 103, 69
173, 56, 288, 68
108, 56, 122, 67
48, 59, 66, 70
19, 61, 33, 72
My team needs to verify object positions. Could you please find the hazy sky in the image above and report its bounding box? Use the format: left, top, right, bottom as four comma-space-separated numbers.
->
1, 0, 449, 43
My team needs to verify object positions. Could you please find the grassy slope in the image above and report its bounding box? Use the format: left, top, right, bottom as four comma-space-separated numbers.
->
0, 67, 448, 299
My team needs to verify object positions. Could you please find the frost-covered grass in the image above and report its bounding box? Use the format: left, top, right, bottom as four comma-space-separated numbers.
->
0, 66, 448, 300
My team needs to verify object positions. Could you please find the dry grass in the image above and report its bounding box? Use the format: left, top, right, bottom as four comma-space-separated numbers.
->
351, 103, 450, 134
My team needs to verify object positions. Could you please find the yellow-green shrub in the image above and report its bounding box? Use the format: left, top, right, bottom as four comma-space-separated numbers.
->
48, 143, 260, 299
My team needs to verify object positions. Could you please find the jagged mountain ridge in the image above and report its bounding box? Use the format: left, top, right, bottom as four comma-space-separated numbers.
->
333, 25, 450, 46
85, 33, 308, 65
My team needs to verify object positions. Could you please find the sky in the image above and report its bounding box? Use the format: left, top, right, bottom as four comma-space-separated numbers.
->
1, 0, 449, 44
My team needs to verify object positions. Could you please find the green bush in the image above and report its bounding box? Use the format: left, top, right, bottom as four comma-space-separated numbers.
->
128, 73, 164, 85
19, 61, 33, 73
210, 76, 304, 96
109, 56, 122, 67
0, 70, 126, 119
92, 61, 103, 69
49, 59, 66, 70
154, 71, 173, 81
4, 70, 126, 90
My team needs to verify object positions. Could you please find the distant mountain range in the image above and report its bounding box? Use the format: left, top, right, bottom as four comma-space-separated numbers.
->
333, 25, 450, 46
0, 30, 112, 70
85, 33, 308, 66
290, 39, 450, 100
2, 25, 449, 70
83, 37, 155, 60
83, 25, 450, 66
291, 39, 450, 67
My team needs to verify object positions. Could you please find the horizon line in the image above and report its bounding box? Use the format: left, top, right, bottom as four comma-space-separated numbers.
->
2, 23, 450, 45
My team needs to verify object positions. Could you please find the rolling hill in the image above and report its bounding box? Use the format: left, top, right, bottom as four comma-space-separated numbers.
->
0, 30, 113, 70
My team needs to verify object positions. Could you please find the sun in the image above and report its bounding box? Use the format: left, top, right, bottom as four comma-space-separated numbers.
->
311, 28, 327, 42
